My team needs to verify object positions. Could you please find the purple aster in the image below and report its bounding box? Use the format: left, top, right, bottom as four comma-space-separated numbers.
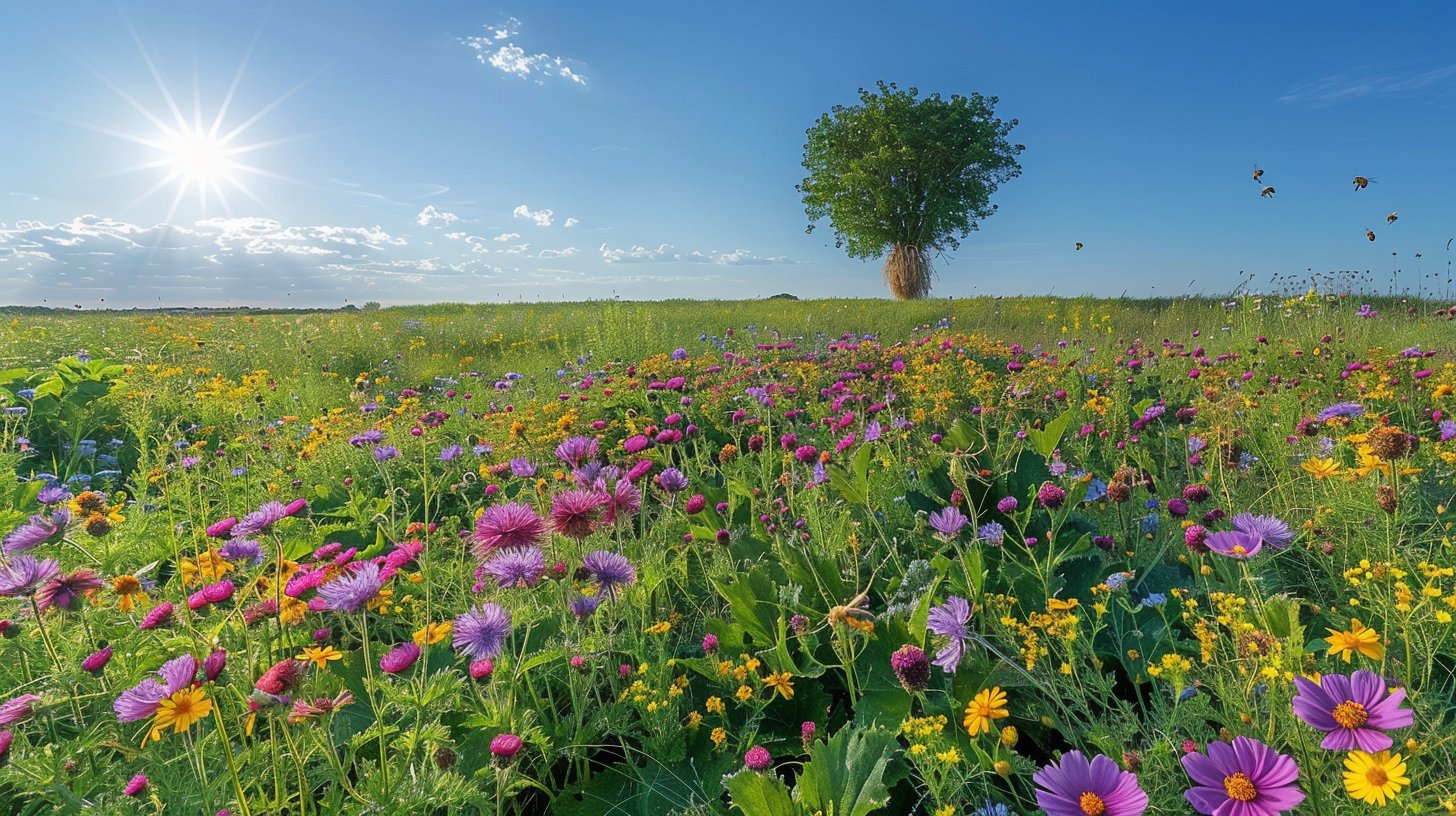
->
926, 595, 972, 673
36, 485, 71, 505
36, 569, 102, 612
928, 506, 968, 539
438, 444, 462, 462
0, 555, 61, 597
1292, 670, 1413, 752
570, 595, 601, 620
114, 654, 198, 722
1317, 402, 1364, 421
0, 694, 41, 726
315, 562, 384, 613
1231, 513, 1294, 550
580, 550, 635, 597
379, 642, 421, 674
232, 501, 289, 537
554, 436, 600, 468
472, 503, 548, 558
373, 445, 399, 462
3, 514, 66, 554
217, 538, 264, 566
452, 603, 512, 660
480, 546, 546, 589
1441, 420, 1456, 442
550, 489, 605, 540
603, 478, 641, 524
508, 457, 537, 478
1205, 530, 1263, 559
349, 429, 384, 447
1033, 751, 1149, 816
656, 468, 689, 493
1182, 736, 1304, 816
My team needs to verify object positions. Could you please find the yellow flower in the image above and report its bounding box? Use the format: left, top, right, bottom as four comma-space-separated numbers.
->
705, 696, 725, 714
710, 727, 727, 748
111, 575, 150, 614
1343, 750, 1409, 806
934, 807, 955, 816
1302, 457, 1341, 479
934, 747, 962, 764
1326, 618, 1385, 662
735, 684, 754, 703
1000, 725, 1019, 748
645, 620, 672, 635
296, 645, 344, 669
412, 621, 452, 645
963, 687, 1010, 735
762, 672, 795, 700
151, 686, 212, 738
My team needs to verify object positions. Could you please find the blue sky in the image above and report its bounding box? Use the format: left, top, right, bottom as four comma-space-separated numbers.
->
2, 1, 1454, 307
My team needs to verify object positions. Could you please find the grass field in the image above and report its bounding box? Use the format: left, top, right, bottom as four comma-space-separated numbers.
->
2, 293, 1455, 814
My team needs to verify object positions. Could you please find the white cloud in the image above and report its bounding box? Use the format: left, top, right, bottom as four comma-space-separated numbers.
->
462, 19, 589, 86
415, 205, 460, 227
1279, 64, 1456, 106
563, 217, 579, 228
598, 242, 798, 266
537, 247, 579, 258
492, 232, 521, 242
512, 204, 554, 227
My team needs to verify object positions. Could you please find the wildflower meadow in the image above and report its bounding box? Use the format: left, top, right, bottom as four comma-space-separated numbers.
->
2, 294, 1455, 814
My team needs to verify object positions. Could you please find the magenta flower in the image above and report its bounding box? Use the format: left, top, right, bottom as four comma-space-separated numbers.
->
1037, 482, 1067, 509
0, 694, 41, 726
124, 772, 148, 796
1292, 670, 1413, 751
471, 503, 548, 558
379, 642, 421, 674
550, 489, 605, 540
490, 732, 523, 757
603, 479, 642, 524
744, 745, 772, 771
206, 517, 237, 538
1182, 736, 1304, 816
82, 646, 114, 674
0, 729, 12, 763
891, 644, 930, 692
36, 569, 103, 612
140, 601, 175, 630
1033, 751, 1148, 816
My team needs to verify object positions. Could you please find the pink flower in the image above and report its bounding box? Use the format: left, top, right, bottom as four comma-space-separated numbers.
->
379, 642, 420, 674
744, 745, 772, 771
490, 733, 523, 758
124, 773, 148, 796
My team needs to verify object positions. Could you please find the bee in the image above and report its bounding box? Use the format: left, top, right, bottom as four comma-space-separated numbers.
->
1352, 176, 1372, 190
1260, 186, 1276, 198
1366, 229, 1376, 242
1386, 212, 1399, 224
1075, 242, 1084, 251
1252, 166, 1263, 183
828, 590, 876, 632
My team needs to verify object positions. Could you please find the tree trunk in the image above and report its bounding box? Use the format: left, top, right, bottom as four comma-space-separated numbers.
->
883, 244, 934, 300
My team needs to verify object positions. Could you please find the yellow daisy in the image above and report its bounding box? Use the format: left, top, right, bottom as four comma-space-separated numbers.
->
963, 687, 1010, 736
1326, 618, 1385, 662
150, 686, 212, 739
762, 671, 795, 701
296, 645, 344, 670
1343, 750, 1409, 806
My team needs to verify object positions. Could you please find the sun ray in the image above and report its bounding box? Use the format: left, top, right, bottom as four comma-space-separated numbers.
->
124, 17, 190, 132
217, 70, 322, 146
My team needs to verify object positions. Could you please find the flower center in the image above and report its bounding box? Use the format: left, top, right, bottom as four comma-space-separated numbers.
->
1223, 772, 1258, 802
1078, 792, 1106, 816
1231, 545, 1247, 555
1365, 767, 1389, 787
1332, 700, 1369, 729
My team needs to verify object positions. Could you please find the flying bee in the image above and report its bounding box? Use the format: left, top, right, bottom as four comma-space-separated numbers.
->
1252, 166, 1263, 183
1353, 176, 1373, 190
1366, 229, 1376, 242
1260, 186, 1276, 198
1075, 242, 1084, 251
1386, 212, 1398, 224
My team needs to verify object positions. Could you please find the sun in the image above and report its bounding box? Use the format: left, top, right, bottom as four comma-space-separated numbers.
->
161, 127, 237, 185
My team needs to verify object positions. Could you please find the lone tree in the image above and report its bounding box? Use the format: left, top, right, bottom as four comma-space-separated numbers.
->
799, 82, 1023, 299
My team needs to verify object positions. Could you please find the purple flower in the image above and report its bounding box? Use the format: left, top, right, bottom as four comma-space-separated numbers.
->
0, 729, 13, 763
349, 429, 384, 447
480, 546, 546, 589
379, 642, 421, 674
139, 601, 174, 630
550, 489, 605, 540
978, 522, 1006, 546
657, 468, 689, 493
1317, 402, 1364, 421
36, 569, 103, 612
0, 555, 61, 597
509, 457, 537, 478
744, 745, 772, 771
603, 478, 642, 524
438, 444, 462, 462
3, 514, 66, 554
1292, 670, 1413, 751
1033, 751, 1148, 816
1037, 482, 1067, 509
472, 503, 548, 557
928, 506, 968, 539
490, 733, 523, 758
891, 644, 931, 692
217, 538, 264, 565
570, 595, 601, 620
1440, 420, 1456, 442
0, 694, 41, 726
555, 436, 600, 468
1182, 736, 1304, 816
36, 485, 71, 505
316, 562, 384, 613
83, 646, 114, 674
453, 603, 512, 660
1205, 530, 1263, 559
1231, 513, 1293, 550
580, 550, 635, 596
927, 596, 971, 673
374, 445, 399, 462
114, 654, 198, 722
203, 649, 228, 682
997, 496, 1019, 514
232, 501, 289, 537
124, 773, 148, 796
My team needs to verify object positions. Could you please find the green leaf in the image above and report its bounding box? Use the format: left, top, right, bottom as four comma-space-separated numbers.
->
1027, 407, 1074, 459
723, 769, 797, 816
712, 564, 782, 648
794, 725, 899, 816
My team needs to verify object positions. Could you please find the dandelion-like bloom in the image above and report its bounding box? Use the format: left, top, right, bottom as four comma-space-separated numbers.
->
963, 687, 1009, 735
891, 644, 931, 692
0, 694, 41, 726
3, 513, 65, 554
480, 546, 546, 589
1342, 750, 1408, 807
1231, 513, 1294, 550
124, 773, 148, 796
36, 569, 103, 612
471, 503, 548, 558
1326, 619, 1385, 662
0, 555, 61, 597
316, 562, 384, 613
580, 550, 635, 596
113, 654, 198, 723
927, 595, 972, 673
550, 489, 605, 539
1205, 530, 1263, 559
555, 436, 599, 468
379, 642, 420, 674
453, 603, 512, 660
232, 501, 290, 537
1033, 751, 1148, 816
744, 745, 772, 771
1292, 670, 1413, 751
1182, 736, 1305, 816
928, 506, 968, 539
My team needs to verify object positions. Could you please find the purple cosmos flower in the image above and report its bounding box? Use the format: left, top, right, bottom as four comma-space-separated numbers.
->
316, 562, 383, 613
0, 555, 61, 597
379, 642, 420, 674
580, 550, 635, 596
114, 654, 198, 722
453, 603, 512, 660
550, 489, 605, 540
1292, 670, 1413, 751
554, 436, 599, 468
472, 502, 548, 558
928, 507, 969, 539
0, 694, 41, 726
1205, 530, 1263, 559
232, 501, 289, 537
926, 595, 972, 673
36, 569, 102, 612
1231, 513, 1294, 550
480, 546, 546, 588
1182, 736, 1304, 816
1033, 751, 1149, 816
3, 514, 66, 554
1317, 402, 1364, 421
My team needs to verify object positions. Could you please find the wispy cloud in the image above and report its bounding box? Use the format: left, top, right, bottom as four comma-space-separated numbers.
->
416, 205, 460, 227
462, 18, 588, 87
1279, 64, 1456, 106
598, 243, 799, 265
512, 204, 554, 226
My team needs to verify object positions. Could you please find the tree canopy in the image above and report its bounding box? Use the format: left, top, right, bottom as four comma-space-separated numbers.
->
799, 81, 1023, 298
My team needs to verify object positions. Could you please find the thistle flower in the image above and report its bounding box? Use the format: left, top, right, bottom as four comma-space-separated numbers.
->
927, 595, 972, 673
1182, 736, 1304, 816
0, 555, 61, 597
580, 550, 636, 596
0, 694, 41, 726
123, 773, 148, 797
891, 644, 931, 692
928, 506, 968, 539
2, 513, 65, 554
657, 468, 689, 493
379, 642, 420, 674
316, 562, 384, 613
471, 503, 548, 557
550, 489, 605, 539
82, 646, 114, 674
1033, 751, 1148, 816
479, 546, 546, 589
490, 733, 523, 758
1037, 482, 1067, 509
452, 603, 512, 660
